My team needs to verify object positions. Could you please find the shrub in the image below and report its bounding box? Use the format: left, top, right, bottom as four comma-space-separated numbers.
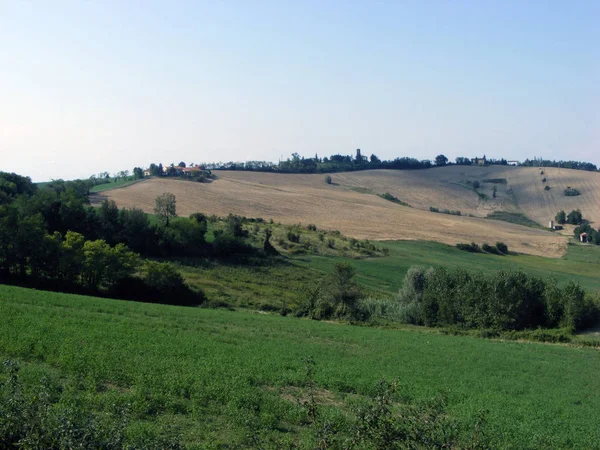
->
542, 177, 547, 183
390, 265, 598, 332
472, 180, 481, 189
378, 192, 410, 207
482, 243, 499, 254
564, 187, 581, 196
287, 229, 300, 243
495, 242, 508, 254
324, 175, 332, 185
555, 210, 566, 224
544, 185, 551, 191
307, 224, 317, 231
456, 242, 482, 253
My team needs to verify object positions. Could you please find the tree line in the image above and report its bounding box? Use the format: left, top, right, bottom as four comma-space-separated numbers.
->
0, 172, 267, 305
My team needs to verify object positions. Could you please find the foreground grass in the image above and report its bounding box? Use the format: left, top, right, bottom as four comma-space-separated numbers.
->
2, 284, 600, 448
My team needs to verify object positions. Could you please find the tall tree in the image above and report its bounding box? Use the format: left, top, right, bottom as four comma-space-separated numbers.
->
435, 154, 448, 166
154, 193, 177, 226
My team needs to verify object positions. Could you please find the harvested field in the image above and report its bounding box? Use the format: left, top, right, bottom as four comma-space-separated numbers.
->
91, 168, 570, 258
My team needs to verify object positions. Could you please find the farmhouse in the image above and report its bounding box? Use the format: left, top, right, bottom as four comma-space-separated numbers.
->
143, 168, 152, 177
471, 156, 487, 166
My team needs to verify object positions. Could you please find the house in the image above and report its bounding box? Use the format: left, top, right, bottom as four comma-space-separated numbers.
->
143, 168, 152, 177
471, 156, 487, 166
580, 232, 588, 243
507, 160, 519, 166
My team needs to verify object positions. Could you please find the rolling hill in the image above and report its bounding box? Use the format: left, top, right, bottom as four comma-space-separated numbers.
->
90, 166, 600, 258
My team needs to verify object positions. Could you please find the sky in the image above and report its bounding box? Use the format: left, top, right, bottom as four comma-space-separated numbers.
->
1, 1, 599, 182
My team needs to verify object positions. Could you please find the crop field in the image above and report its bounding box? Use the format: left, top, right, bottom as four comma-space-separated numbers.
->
1, 284, 600, 448
91, 167, 572, 258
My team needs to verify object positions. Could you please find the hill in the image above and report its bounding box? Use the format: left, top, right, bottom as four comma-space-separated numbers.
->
91, 166, 591, 258
2, 284, 600, 448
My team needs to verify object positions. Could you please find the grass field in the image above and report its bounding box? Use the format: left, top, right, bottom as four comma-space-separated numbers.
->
91, 169, 569, 258
89, 177, 144, 193
174, 239, 600, 312
1, 284, 600, 448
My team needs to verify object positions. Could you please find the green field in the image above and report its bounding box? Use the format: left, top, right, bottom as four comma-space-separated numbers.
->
89, 177, 144, 193
177, 239, 600, 311
1, 284, 600, 448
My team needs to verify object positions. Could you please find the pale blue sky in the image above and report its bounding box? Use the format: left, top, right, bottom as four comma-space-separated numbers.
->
1, 1, 598, 181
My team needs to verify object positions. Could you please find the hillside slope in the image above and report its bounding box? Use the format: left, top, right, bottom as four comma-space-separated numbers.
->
91, 168, 569, 258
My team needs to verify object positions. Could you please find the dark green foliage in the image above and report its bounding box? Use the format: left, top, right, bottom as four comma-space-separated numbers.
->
396, 266, 598, 331
307, 223, 317, 231
378, 192, 410, 207
567, 209, 583, 225
495, 242, 508, 254
456, 242, 481, 253
430, 207, 461, 216
564, 187, 581, 196
555, 210, 566, 224
482, 243, 499, 254
324, 175, 332, 184
0, 172, 36, 204
471, 180, 481, 189
544, 185, 551, 190
133, 167, 144, 179
521, 158, 597, 171
435, 154, 448, 166
542, 177, 547, 183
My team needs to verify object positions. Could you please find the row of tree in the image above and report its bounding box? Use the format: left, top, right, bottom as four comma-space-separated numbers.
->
521, 159, 598, 171
396, 266, 598, 331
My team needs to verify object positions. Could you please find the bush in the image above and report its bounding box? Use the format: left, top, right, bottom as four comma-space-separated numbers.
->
544, 185, 551, 191
324, 175, 332, 185
472, 180, 481, 189
456, 242, 482, 253
564, 187, 581, 196
482, 243, 499, 254
378, 192, 410, 207
495, 242, 508, 254
389, 266, 599, 332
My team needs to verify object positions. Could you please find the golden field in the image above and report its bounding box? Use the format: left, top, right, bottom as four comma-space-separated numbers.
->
91, 166, 600, 258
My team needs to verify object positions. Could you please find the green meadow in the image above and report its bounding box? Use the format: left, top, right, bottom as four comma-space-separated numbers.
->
1, 284, 600, 448
177, 239, 600, 311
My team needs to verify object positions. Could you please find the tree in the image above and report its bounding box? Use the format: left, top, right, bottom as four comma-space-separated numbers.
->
325, 175, 332, 185
178, 161, 186, 168
370, 154, 380, 164
555, 210, 566, 225
154, 193, 177, 226
567, 209, 583, 225
435, 154, 448, 166
133, 167, 144, 179
328, 262, 363, 318
355, 148, 365, 163
492, 186, 497, 198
